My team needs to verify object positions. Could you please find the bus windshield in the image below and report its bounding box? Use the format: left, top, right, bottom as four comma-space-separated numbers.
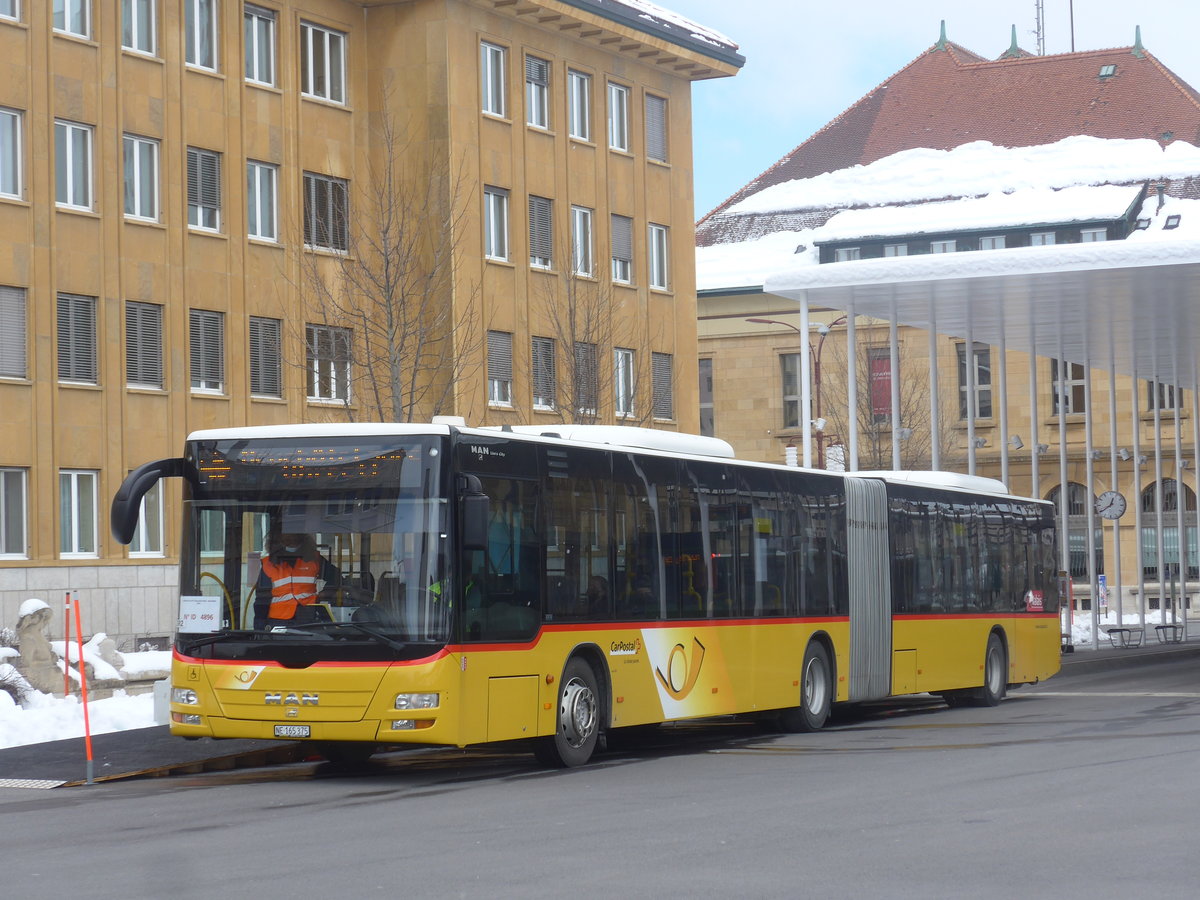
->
177, 435, 448, 659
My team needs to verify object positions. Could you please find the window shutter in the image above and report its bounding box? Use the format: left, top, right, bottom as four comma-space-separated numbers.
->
574, 341, 597, 412
0, 285, 26, 379
126, 301, 163, 388
190, 309, 224, 389
645, 95, 667, 162
331, 178, 348, 251
200, 151, 220, 209
57, 293, 96, 383
529, 196, 553, 264
249, 316, 281, 396
526, 56, 548, 86
487, 330, 513, 381
532, 336, 556, 407
186, 148, 199, 205
652, 351, 673, 419
611, 214, 632, 263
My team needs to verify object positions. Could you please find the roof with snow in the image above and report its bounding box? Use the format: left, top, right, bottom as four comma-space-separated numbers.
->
563, 1, 744, 72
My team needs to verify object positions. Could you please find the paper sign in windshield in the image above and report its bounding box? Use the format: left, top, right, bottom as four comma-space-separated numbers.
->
179, 595, 222, 633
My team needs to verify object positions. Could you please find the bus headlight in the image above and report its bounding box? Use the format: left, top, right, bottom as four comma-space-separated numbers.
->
395, 693, 438, 710
172, 688, 199, 705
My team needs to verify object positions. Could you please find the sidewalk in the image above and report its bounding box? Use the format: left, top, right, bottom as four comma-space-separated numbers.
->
1057, 629, 1200, 676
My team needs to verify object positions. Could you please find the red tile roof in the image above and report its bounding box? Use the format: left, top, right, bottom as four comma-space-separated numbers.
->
698, 41, 1200, 246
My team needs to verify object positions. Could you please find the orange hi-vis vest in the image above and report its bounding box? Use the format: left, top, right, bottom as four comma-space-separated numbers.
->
261, 557, 321, 620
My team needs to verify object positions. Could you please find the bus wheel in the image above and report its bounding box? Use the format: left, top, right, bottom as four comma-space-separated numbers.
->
535, 658, 601, 768
976, 634, 1007, 707
780, 642, 832, 732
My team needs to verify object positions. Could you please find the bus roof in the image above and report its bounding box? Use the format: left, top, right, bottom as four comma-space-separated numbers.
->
477, 424, 736, 458
186, 423, 451, 441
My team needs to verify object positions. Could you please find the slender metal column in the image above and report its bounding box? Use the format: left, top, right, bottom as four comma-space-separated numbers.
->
1132, 370, 1146, 633
799, 297, 812, 468
890, 301, 901, 470
965, 312, 977, 476
847, 307, 858, 471
1083, 333, 1098, 647
1172, 352, 1186, 635
1107, 334, 1122, 626
1029, 317, 1040, 498
998, 310, 1010, 488
928, 300, 940, 471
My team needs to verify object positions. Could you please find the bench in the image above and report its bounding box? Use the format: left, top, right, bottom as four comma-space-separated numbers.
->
1155, 624, 1185, 644
1106, 627, 1144, 648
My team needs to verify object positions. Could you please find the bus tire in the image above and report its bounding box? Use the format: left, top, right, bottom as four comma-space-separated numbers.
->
780, 642, 832, 732
975, 634, 1007, 707
535, 657, 601, 768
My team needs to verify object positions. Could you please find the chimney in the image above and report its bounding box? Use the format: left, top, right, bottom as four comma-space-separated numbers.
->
1157, 184, 1166, 212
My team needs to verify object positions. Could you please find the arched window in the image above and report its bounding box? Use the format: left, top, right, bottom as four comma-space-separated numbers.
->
1046, 482, 1103, 579
1140, 479, 1198, 580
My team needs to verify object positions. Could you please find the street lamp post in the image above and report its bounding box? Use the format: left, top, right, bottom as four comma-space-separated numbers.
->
747, 315, 848, 468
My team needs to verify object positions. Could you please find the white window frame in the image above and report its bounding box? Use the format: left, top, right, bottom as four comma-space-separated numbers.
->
55, 120, 92, 210
59, 469, 99, 558
187, 146, 221, 231
125, 300, 163, 389
0, 1, 18, 24
567, 69, 591, 141
129, 479, 163, 557
611, 214, 633, 284
483, 186, 509, 261
1031, 231, 1056, 246
305, 323, 351, 402
607, 82, 629, 152
54, 0, 90, 38
644, 94, 667, 162
648, 223, 669, 290
487, 330, 513, 406
0, 285, 26, 379
480, 41, 506, 118
0, 107, 20, 200
244, 4, 276, 86
303, 171, 349, 252
1081, 227, 1107, 242
571, 205, 593, 276
956, 341, 993, 420
0, 467, 27, 558
1147, 380, 1178, 413
529, 195, 553, 270
249, 315, 282, 397
189, 308, 225, 393
883, 243, 907, 257
532, 335, 556, 410
1050, 359, 1087, 415
614, 347, 635, 417
246, 160, 277, 241
57, 292, 97, 384
123, 134, 159, 221
525, 55, 549, 129
300, 20, 346, 105
833, 247, 860, 262
122, 0, 156, 55
930, 239, 956, 254
979, 235, 1006, 250
184, 0, 218, 71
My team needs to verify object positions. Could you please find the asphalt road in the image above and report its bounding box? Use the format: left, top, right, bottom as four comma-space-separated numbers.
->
6, 653, 1199, 899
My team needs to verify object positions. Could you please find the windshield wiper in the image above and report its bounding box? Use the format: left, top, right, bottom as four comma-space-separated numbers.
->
180, 630, 236, 653
271, 620, 411, 653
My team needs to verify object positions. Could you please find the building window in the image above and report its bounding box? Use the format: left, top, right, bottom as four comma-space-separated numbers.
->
979, 235, 1006, 250
186, 147, 221, 230
487, 330, 513, 406
481, 41, 506, 117
0, 285, 26, 379
249, 315, 282, 397
834, 247, 860, 262
607, 82, 629, 152
883, 243, 907, 257
698, 358, 715, 436
652, 351, 673, 419
0, 1, 18, 23
0, 107, 19, 199
303, 172, 348, 252
244, 5, 276, 86
184, 0, 217, 70
930, 239, 956, 254
54, 0, 89, 38
122, 0, 155, 54
1050, 359, 1086, 414
526, 55, 549, 129
1081, 227, 1107, 242
1146, 380, 1178, 412
645, 94, 667, 162
306, 323, 351, 401
0, 467, 26, 558
781, 353, 801, 429
1047, 483, 1105, 580
55, 120, 92, 210
574, 341, 598, 415
568, 69, 591, 140
571, 206, 593, 276
59, 469, 99, 557
300, 20, 346, 104
1031, 231, 1056, 246
529, 195, 553, 269
483, 186, 508, 261
130, 480, 163, 556
1140, 479, 1198, 580
868, 347, 892, 424
532, 336, 556, 410
57, 293, 97, 384
246, 160, 277, 241
956, 342, 992, 419
611, 214, 633, 284
125, 301, 163, 389
189, 308, 224, 392
614, 347, 635, 417
648, 223, 669, 290
123, 134, 158, 221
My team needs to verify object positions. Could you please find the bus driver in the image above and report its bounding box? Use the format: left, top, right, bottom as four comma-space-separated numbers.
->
254, 532, 343, 630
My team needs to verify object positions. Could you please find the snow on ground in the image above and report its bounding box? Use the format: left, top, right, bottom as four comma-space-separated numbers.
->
0, 612, 1188, 752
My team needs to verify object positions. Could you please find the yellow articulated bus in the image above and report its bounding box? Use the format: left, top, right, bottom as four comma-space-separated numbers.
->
110, 422, 1061, 767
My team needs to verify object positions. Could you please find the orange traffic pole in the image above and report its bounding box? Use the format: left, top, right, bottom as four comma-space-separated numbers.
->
63, 593, 72, 697
72, 590, 94, 785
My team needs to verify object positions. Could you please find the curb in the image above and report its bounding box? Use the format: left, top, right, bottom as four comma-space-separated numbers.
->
1055, 640, 1200, 677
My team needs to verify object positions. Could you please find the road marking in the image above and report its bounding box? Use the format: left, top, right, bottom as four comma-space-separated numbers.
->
0, 779, 66, 789
1029, 691, 1200, 698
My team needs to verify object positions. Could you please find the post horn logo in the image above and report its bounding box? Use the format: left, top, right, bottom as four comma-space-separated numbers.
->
654, 637, 706, 700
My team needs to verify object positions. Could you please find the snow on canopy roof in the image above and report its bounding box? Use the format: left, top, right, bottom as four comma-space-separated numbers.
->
845, 470, 1013, 497
610, 0, 738, 54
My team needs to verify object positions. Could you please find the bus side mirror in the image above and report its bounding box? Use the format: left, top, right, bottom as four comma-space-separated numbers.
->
111, 457, 194, 545
462, 494, 490, 551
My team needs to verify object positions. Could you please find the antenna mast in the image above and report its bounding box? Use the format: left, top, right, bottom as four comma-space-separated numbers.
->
1034, 0, 1045, 55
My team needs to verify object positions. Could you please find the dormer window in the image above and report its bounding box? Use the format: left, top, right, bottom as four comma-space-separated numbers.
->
1098, 64, 1116, 78
979, 235, 1006, 250
834, 247, 861, 262
1081, 227, 1107, 242
1164, 214, 1181, 230
1135, 218, 1151, 230
930, 239, 956, 254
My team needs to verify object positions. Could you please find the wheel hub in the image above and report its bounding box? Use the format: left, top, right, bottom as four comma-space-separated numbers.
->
559, 677, 597, 748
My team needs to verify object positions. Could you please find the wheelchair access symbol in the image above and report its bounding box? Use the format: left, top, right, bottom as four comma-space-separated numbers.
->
654, 637, 706, 700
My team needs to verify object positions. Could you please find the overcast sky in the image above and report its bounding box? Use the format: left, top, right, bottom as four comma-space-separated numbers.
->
663, 0, 1200, 220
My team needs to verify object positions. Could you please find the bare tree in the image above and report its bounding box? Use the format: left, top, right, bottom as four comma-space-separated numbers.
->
292, 106, 483, 423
